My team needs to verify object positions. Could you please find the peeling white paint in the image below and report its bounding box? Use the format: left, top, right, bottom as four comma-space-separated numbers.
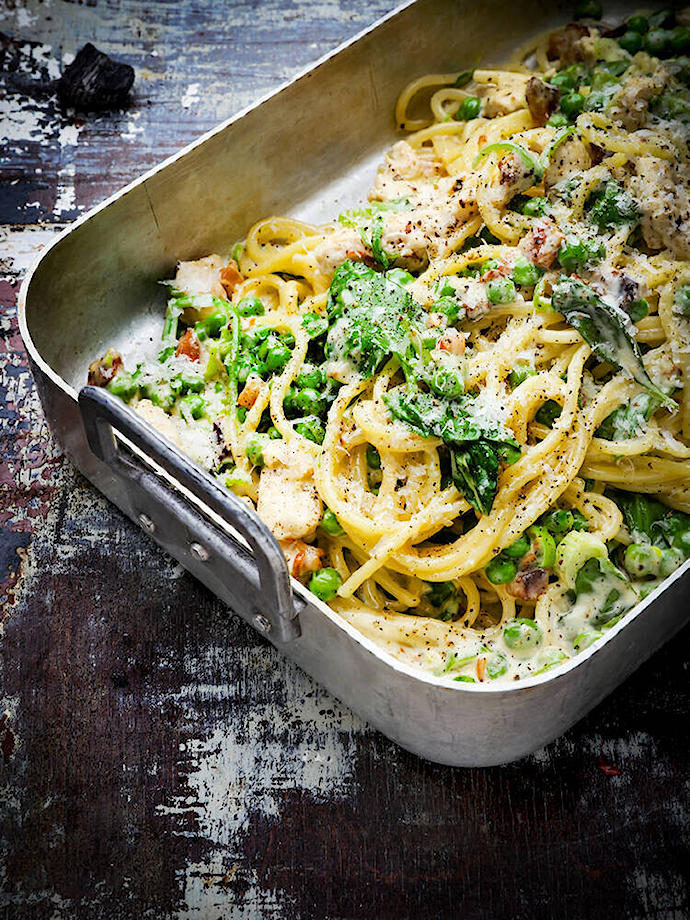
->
181, 83, 201, 109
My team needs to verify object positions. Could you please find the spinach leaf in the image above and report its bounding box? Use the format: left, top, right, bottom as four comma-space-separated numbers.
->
551, 277, 675, 407
385, 387, 521, 515
302, 312, 329, 339
326, 260, 425, 379
588, 179, 639, 231
596, 392, 657, 441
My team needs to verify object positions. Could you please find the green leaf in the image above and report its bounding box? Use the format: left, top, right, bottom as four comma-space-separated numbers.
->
551, 277, 675, 407
596, 392, 657, 441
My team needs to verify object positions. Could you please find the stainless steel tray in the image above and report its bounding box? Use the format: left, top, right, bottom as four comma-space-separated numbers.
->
19, 0, 690, 766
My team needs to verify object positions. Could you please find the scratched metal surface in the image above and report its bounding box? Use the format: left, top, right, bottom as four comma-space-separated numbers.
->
2, 1, 690, 917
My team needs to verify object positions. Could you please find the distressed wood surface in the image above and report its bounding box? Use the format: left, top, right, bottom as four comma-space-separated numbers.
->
1, 1, 690, 917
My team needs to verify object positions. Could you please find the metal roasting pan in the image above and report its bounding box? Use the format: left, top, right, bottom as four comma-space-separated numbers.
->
19, 0, 690, 766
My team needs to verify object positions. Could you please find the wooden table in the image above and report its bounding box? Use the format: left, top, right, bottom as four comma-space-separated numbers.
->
2, 2, 689, 917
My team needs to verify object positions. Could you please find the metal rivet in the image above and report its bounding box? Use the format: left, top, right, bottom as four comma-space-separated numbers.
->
190, 542, 209, 562
138, 513, 156, 534
254, 614, 272, 634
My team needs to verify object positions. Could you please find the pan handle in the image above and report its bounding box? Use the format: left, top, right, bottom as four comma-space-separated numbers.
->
78, 385, 301, 642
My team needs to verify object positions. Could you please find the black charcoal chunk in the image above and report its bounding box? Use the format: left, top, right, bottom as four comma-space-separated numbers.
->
58, 43, 134, 111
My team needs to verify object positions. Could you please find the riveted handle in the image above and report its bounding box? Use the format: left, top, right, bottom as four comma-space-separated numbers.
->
79, 385, 301, 642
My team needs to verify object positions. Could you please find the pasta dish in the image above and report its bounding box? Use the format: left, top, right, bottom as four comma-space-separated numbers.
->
89, 4, 690, 684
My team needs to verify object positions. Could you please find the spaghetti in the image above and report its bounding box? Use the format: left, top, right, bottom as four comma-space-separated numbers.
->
90, 8, 690, 683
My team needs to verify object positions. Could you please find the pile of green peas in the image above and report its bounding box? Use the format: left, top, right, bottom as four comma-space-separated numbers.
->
617, 9, 690, 58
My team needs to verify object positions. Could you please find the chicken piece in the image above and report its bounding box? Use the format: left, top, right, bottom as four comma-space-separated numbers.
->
481, 80, 527, 118
88, 348, 123, 387
281, 539, 325, 581
174, 254, 227, 301
135, 399, 186, 450
626, 156, 690, 260
237, 372, 263, 410
608, 69, 669, 131
220, 259, 244, 296
525, 77, 560, 125
506, 568, 549, 600
257, 441, 322, 541
519, 217, 565, 268
135, 400, 221, 469
314, 227, 369, 274
447, 276, 491, 321
547, 23, 589, 64
492, 153, 539, 207
369, 139, 443, 201
543, 136, 592, 188
175, 328, 201, 362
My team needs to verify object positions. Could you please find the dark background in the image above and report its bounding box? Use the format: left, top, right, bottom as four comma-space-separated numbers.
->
1, 1, 689, 917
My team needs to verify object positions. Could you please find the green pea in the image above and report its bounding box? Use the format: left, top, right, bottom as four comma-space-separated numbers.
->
456, 96, 482, 120
321, 508, 344, 536
574, 0, 602, 19
387, 267, 415, 287
508, 363, 537, 389
202, 310, 228, 337
283, 385, 299, 413
148, 383, 176, 412
626, 15, 649, 34
482, 257, 501, 274
547, 112, 569, 128
267, 426, 282, 440
486, 277, 516, 304
624, 543, 662, 578
309, 567, 342, 602
295, 363, 325, 389
671, 26, 690, 52
572, 509, 589, 531
573, 630, 602, 651
265, 339, 291, 373
485, 556, 518, 585
246, 438, 265, 468
561, 92, 585, 117
236, 405, 247, 423
659, 547, 684, 577
295, 387, 323, 414
619, 30, 643, 55
628, 298, 649, 323
534, 647, 568, 674
181, 393, 205, 420
549, 71, 577, 92
503, 618, 543, 655
645, 28, 672, 57
523, 196, 548, 217
504, 533, 531, 559
512, 255, 541, 287
366, 446, 381, 469
540, 509, 574, 542
281, 331, 296, 349
237, 295, 265, 317
485, 652, 508, 679
295, 417, 325, 444
674, 285, 690, 317
426, 581, 456, 606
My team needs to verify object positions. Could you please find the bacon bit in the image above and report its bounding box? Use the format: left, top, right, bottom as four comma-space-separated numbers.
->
220, 259, 244, 296
525, 76, 561, 125
281, 539, 325, 580
596, 757, 621, 776
506, 568, 549, 600
476, 657, 487, 682
175, 328, 201, 361
88, 348, 123, 386
547, 23, 589, 63
345, 247, 367, 260
520, 217, 565, 268
437, 328, 465, 355
237, 372, 263, 409
482, 267, 510, 282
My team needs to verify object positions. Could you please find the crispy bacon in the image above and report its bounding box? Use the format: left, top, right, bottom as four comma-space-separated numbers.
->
175, 328, 201, 362
281, 539, 325, 580
506, 568, 549, 601
525, 76, 561, 125
220, 259, 244, 296
237, 372, 263, 410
